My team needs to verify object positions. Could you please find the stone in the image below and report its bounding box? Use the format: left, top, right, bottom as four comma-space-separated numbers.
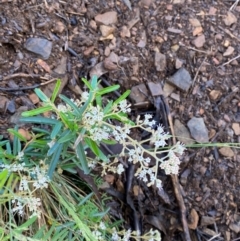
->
193, 34, 205, 48
223, 46, 234, 56
209, 90, 222, 100
6, 100, 16, 113
140, 0, 153, 7
129, 84, 148, 104
219, 147, 234, 157
167, 68, 192, 92
148, 82, 163, 96
189, 18, 201, 27
170, 92, 180, 101
154, 52, 166, 71
200, 216, 215, 226
28, 93, 39, 104
95, 11, 118, 25
229, 223, 240, 233
99, 25, 115, 37
10, 106, 28, 125
174, 119, 195, 145
120, 26, 131, 38
232, 123, 240, 135
193, 26, 203, 36
187, 117, 209, 143
24, 38, 52, 59
175, 58, 183, 69
188, 209, 199, 230
163, 82, 175, 97
53, 21, 65, 34
223, 12, 237, 26
180, 168, 191, 186
0, 96, 8, 112
173, 0, 185, 3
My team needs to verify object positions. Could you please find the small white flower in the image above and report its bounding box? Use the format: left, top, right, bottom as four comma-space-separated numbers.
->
82, 91, 89, 102
47, 140, 55, 148
16, 151, 24, 161
99, 221, 106, 230
116, 164, 124, 175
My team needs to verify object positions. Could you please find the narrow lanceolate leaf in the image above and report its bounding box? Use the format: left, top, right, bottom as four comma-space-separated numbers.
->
75, 142, 90, 174
97, 85, 120, 96
50, 122, 63, 139
7, 129, 27, 142
35, 88, 50, 102
103, 100, 113, 114
18, 216, 38, 230
51, 79, 61, 102
59, 112, 74, 130
91, 75, 98, 89
21, 105, 53, 117
78, 91, 94, 119
48, 143, 63, 178
0, 169, 9, 190
59, 94, 81, 116
113, 89, 131, 105
81, 77, 92, 90
20, 116, 59, 125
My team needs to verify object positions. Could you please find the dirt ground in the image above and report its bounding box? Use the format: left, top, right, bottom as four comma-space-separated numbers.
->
1, 0, 240, 240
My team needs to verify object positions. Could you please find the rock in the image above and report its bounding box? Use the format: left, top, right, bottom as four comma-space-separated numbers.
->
103, 58, 118, 70
53, 56, 67, 74
89, 20, 97, 30
140, 0, 153, 7
209, 90, 222, 100
193, 26, 203, 36
219, 147, 234, 157
193, 34, 205, 48
120, 26, 131, 38
170, 92, 180, 101
189, 18, 201, 27
175, 58, 183, 69
154, 52, 166, 71
223, 46, 234, 56
18, 128, 31, 141
83, 46, 95, 56
187, 117, 209, 143
129, 84, 148, 104
167, 27, 182, 34
232, 123, 240, 135
36, 59, 51, 73
167, 68, 192, 92
223, 12, 237, 26
209, 7, 217, 15
188, 209, 199, 230
137, 31, 147, 48
99, 34, 114, 41
99, 25, 115, 37
174, 119, 195, 145
53, 21, 65, 34
180, 168, 191, 186
173, 0, 185, 4
90, 62, 108, 78
200, 216, 215, 226
95, 11, 118, 25
148, 82, 163, 96
28, 93, 39, 105
24, 38, 52, 59
229, 223, 240, 233
163, 82, 175, 97
0, 96, 8, 112
10, 106, 28, 125
6, 100, 16, 113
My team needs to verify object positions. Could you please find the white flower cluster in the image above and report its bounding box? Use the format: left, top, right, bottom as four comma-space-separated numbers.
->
0, 162, 25, 172
111, 229, 132, 241
11, 196, 41, 217
112, 126, 130, 143
31, 165, 50, 189
137, 114, 156, 128
118, 100, 131, 113
57, 98, 82, 113
150, 125, 170, 148
127, 147, 150, 165
160, 150, 181, 175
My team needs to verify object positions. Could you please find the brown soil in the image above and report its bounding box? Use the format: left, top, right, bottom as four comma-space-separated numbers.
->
1, 0, 240, 240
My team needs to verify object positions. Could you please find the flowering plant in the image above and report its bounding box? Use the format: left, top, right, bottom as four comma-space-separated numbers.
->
0, 76, 185, 240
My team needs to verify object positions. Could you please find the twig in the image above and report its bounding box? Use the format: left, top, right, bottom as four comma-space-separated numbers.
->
0, 78, 57, 92
218, 26, 240, 42
3, 73, 49, 81
207, 233, 221, 241
230, 0, 240, 10
219, 54, 240, 67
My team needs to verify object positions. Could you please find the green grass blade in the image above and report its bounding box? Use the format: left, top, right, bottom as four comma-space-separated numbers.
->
21, 105, 53, 117
90, 75, 98, 89
20, 117, 59, 125
17, 216, 37, 231
97, 85, 120, 96
7, 129, 27, 142
113, 90, 131, 105
51, 79, 61, 102
75, 142, 90, 174
81, 77, 92, 90
0, 169, 8, 190
50, 122, 63, 139
48, 143, 63, 178
35, 88, 50, 102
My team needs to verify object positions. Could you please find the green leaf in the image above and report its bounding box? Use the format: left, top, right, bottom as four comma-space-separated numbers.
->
7, 129, 27, 142
18, 216, 37, 230
42, 224, 55, 241
95, 95, 102, 107
51, 79, 61, 102
75, 142, 90, 174
0, 169, 8, 190
59, 94, 81, 116
84, 137, 108, 162
81, 77, 92, 90
101, 139, 117, 145
20, 117, 59, 125
77, 192, 93, 208
97, 85, 120, 96
48, 143, 63, 178
103, 100, 113, 114
58, 131, 76, 144
90, 75, 98, 89
50, 122, 63, 139
91, 207, 110, 218
47, 142, 60, 157
59, 112, 74, 130
35, 88, 50, 102
51, 229, 68, 241
21, 105, 53, 117
113, 90, 131, 105
78, 91, 94, 119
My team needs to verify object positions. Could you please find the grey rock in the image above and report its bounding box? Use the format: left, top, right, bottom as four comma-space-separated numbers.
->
174, 119, 195, 145
129, 84, 148, 104
10, 106, 28, 125
187, 117, 209, 143
6, 100, 16, 113
167, 68, 192, 92
24, 38, 52, 59
155, 52, 166, 71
